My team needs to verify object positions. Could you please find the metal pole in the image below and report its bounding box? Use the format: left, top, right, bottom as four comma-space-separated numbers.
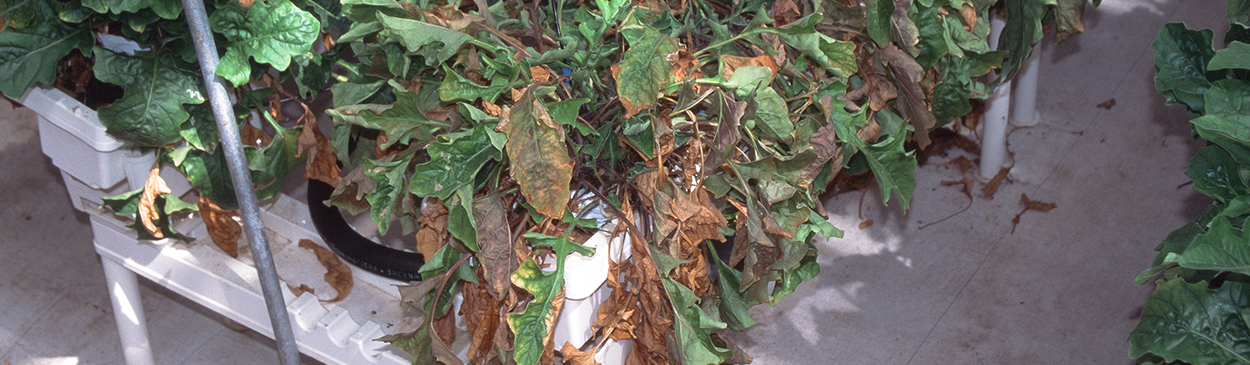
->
180, 1, 301, 363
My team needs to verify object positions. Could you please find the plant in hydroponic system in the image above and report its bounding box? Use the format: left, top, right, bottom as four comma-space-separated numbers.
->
324, 0, 1095, 363
0, 0, 349, 254
1129, 1, 1250, 363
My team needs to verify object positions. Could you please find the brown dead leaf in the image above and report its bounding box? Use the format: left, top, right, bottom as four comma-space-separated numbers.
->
298, 239, 353, 302
1021, 193, 1056, 212
415, 198, 450, 260
560, 341, 600, 365
138, 165, 172, 239
288, 283, 314, 297
1011, 193, 1056, 234
719, 54, 780, 81
482, 100, 502, 117
859, 220, 874, 229
199, 197, 242, 257
461, 281, 500, 362
1097, 99, 1116, 110
670, 50, 704, 89
239, 0, 255, 6
771, 0, 801, 26
982, 167, 1010, 198
916, 128, 980, 165
239, 123, 272, 147
959, 4, 977, 31
941, 178, 975, 198
424, 106, 454, 122
531, 65, 552, 83
433, 307, 457, 349
943, 156, 975, 173
297, 106, 342, 186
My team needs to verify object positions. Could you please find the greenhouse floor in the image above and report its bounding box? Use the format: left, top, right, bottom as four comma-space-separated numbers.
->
0, 0, 1228, 363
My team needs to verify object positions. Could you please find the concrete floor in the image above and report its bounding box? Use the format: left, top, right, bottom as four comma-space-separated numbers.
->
0, 0, 1229, 363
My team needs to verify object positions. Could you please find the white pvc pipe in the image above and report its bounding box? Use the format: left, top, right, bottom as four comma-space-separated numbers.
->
980, 16, 1011, 180
1010, 42, 1041, 127
101, 257, 156, 365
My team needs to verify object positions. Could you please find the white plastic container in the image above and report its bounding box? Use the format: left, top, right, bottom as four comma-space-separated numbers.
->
22, 87, 130, 189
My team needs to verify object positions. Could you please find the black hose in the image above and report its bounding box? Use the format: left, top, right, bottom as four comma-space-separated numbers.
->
306, 178, 424, 281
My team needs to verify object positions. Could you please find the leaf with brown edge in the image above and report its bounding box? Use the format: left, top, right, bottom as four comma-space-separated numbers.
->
880, 45, 935, 149
613, 24, 681, 118
800, 121, 842, 187
328, 164, 374, 215
498, 88, 573, 219
139, 165, 172, 239
298, 239, 353, 302
473, 191, 514, 298
199, 197, 241, 257
719, 54, 780, 81
560, 341, 600, 365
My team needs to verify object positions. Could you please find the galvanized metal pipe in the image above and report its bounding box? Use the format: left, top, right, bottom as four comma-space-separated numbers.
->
180, 0, 301, 363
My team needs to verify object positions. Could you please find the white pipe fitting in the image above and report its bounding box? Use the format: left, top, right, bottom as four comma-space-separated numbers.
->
980, 16, 1011, 180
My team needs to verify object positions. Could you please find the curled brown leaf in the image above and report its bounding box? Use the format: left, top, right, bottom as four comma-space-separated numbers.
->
199, 197, 241, 257
298, 239, 353, 302
138, 165, 172, 239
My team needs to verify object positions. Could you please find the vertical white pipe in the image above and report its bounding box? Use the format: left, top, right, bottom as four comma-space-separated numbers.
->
1011, 42, 1041, 127
101, 257, 155, 365
980, 17, 1011, 180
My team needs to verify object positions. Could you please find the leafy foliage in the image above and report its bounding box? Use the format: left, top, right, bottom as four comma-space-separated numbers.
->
1132, 3, 1250, 363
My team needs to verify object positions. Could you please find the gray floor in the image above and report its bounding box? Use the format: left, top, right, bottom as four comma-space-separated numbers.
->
0, 1, 1228, 363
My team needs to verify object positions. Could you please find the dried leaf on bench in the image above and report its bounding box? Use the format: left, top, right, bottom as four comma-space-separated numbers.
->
288, 283, 314, 296
298, 239, 353, 302
560, 341, 600, 365
199, 197, 241, 257
139, 165, 173, 239
982, 167, 1010, 198
942, 178, 975, 198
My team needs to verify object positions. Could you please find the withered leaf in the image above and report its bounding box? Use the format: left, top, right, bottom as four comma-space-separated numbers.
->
613, 25, 680, 118
460, 281, 499, 362
473, 191, 514, 298
139, 165, 173, 239
719, 54, 780, 80
959, 4, 977, 31
859, 220, 874, 229
982, 167, 1010, 198
298, 107, 342, 186
879, 45, 934, 149
1020, 193, 1056, 212
288, 283, 314, 297
1096, 99, 1116, 110
531, 65, 552, 83
482, 100, 502, 117
239, 123, 272, 147
560, 341, 601, 365
800, 121, 842, 186
199, 197, 241, 257
329, 164, 375, 215
498, 88, 573, 218
298, 239, 353, 302
941, 178, 975, 198
943, 156, 974, 173
433, 308, 457, 350
771, 0, 801, 25
415, 198, 450, 260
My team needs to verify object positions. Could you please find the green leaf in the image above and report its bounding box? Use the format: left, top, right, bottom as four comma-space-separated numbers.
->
614, 24, 680, 118
546, 98, 594, 136
710, 243, 758, 330
1152, 23, 1216, 114
1, 0, 46, 29
866, 0, 894, 47
1230, 0, 1250, 27
748, 87, 793, 143
93, 47, 207, 147
911, 2, 947, 69
1192, 79, 1250, 149
821, 94, 916, 210
327, 90, 450, 150
1185, 145, 1249, 203
932, 50, 1003, 126
1176, 217, 1250, 275
1053, 0, 1090, 43
498, 89, 574, 219
83, 0, 182, 19
779, 29, 857, 78
1152, 208, 1217, 267
438, 66, 506, 103
378, 13, 471, 66
178, 148, 239, 210
996, 0, 1051, 84
246, 123, 303, 201
211, 0, 320, 87
508, 233, 593, 365
0, 14, 91, 98
1210, 45, 1250, 74
663, 278, 732, 365
446, 184, 478, 251
362, 154, 412, 236
409, 123, 501, 200
1129, 279, 1250, 364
